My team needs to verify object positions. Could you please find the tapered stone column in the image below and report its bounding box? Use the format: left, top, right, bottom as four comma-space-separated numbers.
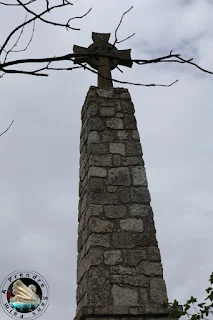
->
75, 86, 170, 320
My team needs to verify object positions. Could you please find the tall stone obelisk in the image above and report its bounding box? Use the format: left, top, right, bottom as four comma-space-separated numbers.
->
74, 33, 170, 320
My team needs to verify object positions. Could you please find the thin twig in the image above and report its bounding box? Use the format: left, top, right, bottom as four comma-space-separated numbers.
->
0, 120, 14, 137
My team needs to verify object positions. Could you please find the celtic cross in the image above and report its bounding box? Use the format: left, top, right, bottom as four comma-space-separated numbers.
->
73, 32, 133, 88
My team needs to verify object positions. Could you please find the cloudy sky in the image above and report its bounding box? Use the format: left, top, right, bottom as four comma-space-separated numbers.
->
0, 0, 213, 319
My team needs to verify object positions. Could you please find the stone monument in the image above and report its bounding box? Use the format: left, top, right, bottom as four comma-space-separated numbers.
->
74, 32, 170, 320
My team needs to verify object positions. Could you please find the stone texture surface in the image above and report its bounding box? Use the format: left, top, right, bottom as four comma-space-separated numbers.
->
76, 87, 169, 320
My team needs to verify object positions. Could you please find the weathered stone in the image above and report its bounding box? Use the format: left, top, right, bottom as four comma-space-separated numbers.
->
132, 166, 148, 186
106, 118, 123, 129
110, 266, 137, 275
112, 285, 138, 306
110, 143, 125, 156
116, 130, 129, 140
89, 268, 111, 305
132, 130, 140, 140
89, 154, 112, 167
147, 247, 161, 261
88, 117, 105, 131
126, 142, 142, 156
80, 194, 87, 214
117, 187, 131, 204
134, 233, 158, 247
89, 143, 108, 154
86, 234, 111, 252
89, 177, 105, 193
100, 107, 115, 116
97, 88, 114, 98
123, 275, 149, 287
107, 186, 118, 193
113, 154, 121, 167
122, 156, 144, 166
120, 218, 144, 232
119, 91, 131, 99
104, 250, 122, 265
109, 167, 130, 186
87, 131, 100, 144
121, 101, 135, 113
88, 102, 98, 116
139, 288, 149, 305
89, 191, 119, 205
88, 166, 107, 178
129, 204, 153, 217
104, 205, 127, 218
116, 113, 124, 118
111, 275, 123, 283
77, 256, 88, 282
123, 249, 147, 266
89, 217, 116, 233
89, 204, 103, 216
124, 115, 137, 129
131, 187, 151, 204
150, 278, 167, 304
113, 232, 135, 248
138, 261, 163, 276
88, 248, 103, 265
101, 130, 117, 142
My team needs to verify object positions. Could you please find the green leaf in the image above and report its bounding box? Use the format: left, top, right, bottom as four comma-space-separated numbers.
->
198, 303, 205, 308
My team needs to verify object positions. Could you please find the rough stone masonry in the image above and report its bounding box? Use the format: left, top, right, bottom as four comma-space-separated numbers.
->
75, 86, 170, 320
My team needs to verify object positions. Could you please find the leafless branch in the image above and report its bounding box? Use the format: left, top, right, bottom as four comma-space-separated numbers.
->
0, 0, 36, 5
0, 121, 14, 137
113, 6, 135, 46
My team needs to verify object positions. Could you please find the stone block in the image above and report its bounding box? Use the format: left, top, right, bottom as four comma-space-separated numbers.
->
110, 266, 137, 275
120, 218, 144, 232
89, 177, 105, 193
89, 217, 116, 233
104, 250, 122, 265
89, 154, 112, 167
139, 288, 149, 305
101, 130, 117, 142
87, 102, 98, 116
89, 267, 111, 305
126, 142, 142, 156
106, 118, 124, 129
110, 143, 126, 156
131, 187, 151, 204
117, 187, 131, 204
109, 167, 130, 186
80, 194, 87, 214
104, 205, 127, 218
119, 91, 131, 99
97, 88, 114, 98
116, 130, 129, 140
132, 130, 140, 140
123, 275, 149, 287
89, 143, 108, 154
129, 204, 153, 217
138, 261, 163, 276
77, 256, 88, 283
113, 155, 121, 167
111, 275, 123, 283
132, 166, 148, 186
147, 247, 161, 261
150, 278, 167, 304
121, 101, 135, 113
123, 115, 137, 129
133, 233, 158, 247
113, 232, 135, 248
122, 156, 144, 166
88, 166, 107, 178
100, 107, 115, 116
107, 186, 118, 193
89, 191, 119, 205
116, 113, 124, 118
86, 234, 111, 252
88, 117, 105, 131
112, 285, 138, 306
88, 248, 103, 266
123, 249, 147, 266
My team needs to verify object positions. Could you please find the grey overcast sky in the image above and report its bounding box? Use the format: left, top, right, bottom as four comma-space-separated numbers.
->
0, 0, 213, 319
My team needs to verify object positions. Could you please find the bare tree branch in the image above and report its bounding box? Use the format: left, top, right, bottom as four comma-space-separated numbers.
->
0, 121, 14, 137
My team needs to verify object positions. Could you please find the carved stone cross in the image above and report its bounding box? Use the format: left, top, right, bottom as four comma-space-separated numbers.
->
73, 32, 133, 88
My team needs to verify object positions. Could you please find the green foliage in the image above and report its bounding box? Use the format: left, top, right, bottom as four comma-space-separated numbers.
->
163, 272, 213, 319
